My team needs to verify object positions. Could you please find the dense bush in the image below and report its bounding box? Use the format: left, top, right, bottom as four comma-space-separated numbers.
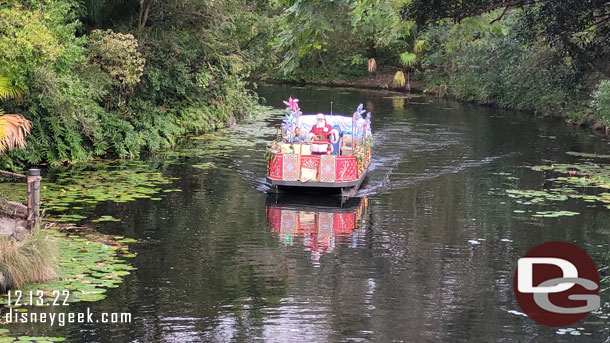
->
0, 0, 271, 169
420, 14, 588, 116
88, 29, 145, 108
592, 80, 610, 124
268, 0, 418, 82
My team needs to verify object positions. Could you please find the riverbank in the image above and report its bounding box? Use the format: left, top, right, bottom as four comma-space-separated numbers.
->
260, 73, 428, 93
261, 76, 610, 137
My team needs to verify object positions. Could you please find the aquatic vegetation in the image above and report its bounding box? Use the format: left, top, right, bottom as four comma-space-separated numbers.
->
0, 228, 135, 306
530, 162, 610, 190
0, 329, 66, 342
506, 154, 610, 213
566, 151, 610, 159
532, 210, 580, 218
0, 229, 58, 291
0, 160, 178, 224
192, 162, 216, 170
165, 107, 280, 160
0, 227, 134, 342
92, 216, 121, 222
3, 112, 279, 225
506, 189, 569, 205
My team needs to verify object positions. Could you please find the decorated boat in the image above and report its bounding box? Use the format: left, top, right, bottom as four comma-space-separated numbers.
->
266, 98, 372, 198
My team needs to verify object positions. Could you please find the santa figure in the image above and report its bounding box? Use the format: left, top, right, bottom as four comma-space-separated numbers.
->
308, 113, 336, 154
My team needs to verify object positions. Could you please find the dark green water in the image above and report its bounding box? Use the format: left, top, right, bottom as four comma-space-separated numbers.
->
8, 84, 610, 342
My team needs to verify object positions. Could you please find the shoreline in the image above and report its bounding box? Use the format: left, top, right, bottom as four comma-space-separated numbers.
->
257, 73, 428, 93
256, 76, 609, 137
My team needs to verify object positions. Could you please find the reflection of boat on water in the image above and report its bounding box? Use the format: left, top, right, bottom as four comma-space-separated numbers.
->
266, 100, 372, 199
266, 194, 369, 262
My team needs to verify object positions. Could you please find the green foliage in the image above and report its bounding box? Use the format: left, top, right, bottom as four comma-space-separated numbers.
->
2, 0, 607, 168
0, 77, 24, 101
421, 13, 585, 116
398, 52, 417, 68
0, 0, 269, 168
0, 3, 64, 85
270, 0, 417, 81
0, 228, 137, 303
406, 0, 609, 120
592, 80, 610, 123
88, 29, 145, 92
412, 39, 426, 54
272, 0, 353, 75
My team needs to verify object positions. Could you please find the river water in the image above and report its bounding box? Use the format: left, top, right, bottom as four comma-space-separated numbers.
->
8, 84, 610, 342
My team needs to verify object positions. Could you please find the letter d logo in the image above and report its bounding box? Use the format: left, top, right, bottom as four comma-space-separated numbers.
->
513, 242, 600, 327
518, 258, 578, 293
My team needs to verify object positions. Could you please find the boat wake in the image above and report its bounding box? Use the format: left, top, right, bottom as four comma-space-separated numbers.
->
235, 118, 506, 198
356, 155, 501, 197
355, 124, 505, 196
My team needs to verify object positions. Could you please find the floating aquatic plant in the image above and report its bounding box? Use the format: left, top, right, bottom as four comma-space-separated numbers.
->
566, 151, 610, 159
506, 152, 610, 213
0, 228, 135, 307
0, 329, 66, 342
42, 161, 176, 213
532, 210, 580, 218
192, 162, 216, 170
91, 216, 121, 222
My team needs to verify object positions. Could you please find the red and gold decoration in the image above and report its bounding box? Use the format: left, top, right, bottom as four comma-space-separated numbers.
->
282, 153, 299, 181
319, 155, 337, 182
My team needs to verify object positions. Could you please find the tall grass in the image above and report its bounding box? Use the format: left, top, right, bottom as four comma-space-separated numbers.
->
0, 228, 59, 292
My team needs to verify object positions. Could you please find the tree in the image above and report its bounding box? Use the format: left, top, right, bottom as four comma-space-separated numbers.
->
402, 0, 610, 77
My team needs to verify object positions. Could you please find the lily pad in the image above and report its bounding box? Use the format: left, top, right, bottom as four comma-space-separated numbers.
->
92, 216, 121, 223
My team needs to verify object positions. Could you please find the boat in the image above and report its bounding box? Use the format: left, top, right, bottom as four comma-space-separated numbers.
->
266, 98, 372, 199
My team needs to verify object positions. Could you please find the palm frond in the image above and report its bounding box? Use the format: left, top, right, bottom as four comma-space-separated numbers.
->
399, 52, 417, 68
0, 76, 24, 101
413, 40, 427, 54
0, 114, 33, 152
392, 71, 406, 88
368, 58, 377, 73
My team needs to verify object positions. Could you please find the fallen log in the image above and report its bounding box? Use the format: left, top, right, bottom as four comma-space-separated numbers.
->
0, 201, 28, 219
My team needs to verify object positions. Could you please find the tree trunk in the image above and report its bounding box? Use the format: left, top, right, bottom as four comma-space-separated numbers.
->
139, 0, 154, 29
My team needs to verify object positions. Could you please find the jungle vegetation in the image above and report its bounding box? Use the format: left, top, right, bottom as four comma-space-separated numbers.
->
0, 0, 276, 168
0, 0, 609, 168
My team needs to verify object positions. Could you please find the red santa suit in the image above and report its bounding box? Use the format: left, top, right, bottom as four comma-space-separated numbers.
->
309, 123, 333, 142
309, 117, 333, 154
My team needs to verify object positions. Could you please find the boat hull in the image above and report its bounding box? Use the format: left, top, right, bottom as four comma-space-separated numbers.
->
267, 169, 367, 200
266, 152, 368, 198
266, 170, 366, 188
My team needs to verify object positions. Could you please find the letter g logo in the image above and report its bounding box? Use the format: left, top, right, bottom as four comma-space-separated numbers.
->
513, 242, 600, 327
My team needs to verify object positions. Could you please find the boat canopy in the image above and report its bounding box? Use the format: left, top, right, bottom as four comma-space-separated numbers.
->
296, 114, 369, 137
